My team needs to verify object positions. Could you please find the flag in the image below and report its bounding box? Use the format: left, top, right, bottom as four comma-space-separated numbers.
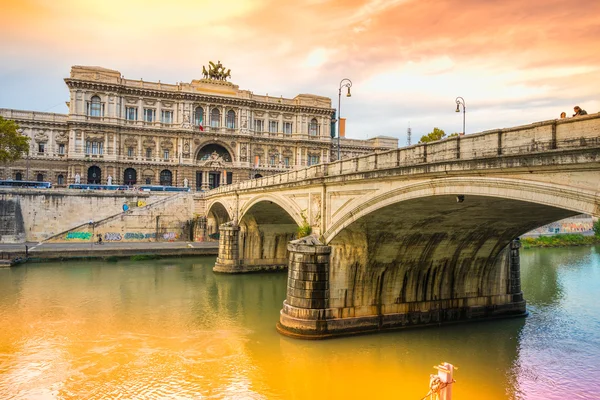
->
199, 124, 204, 132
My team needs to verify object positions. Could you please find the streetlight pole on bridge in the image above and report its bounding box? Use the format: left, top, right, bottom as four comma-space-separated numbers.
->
337, 78, 352, 161
455, 97, 466, 135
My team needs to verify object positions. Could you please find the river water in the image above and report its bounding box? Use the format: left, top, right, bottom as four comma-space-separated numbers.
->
0, 246, 599, 399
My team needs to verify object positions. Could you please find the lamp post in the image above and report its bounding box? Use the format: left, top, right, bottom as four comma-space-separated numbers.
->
455, 97, 466, 135
337, 78, 352, 161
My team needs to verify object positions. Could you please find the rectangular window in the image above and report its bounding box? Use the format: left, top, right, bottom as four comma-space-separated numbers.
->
38, 143, 45, 153
254, 119, 264, 132
269, 121, 278, 133
308, 155, 319, 166
161, 110, 173, 124
164, 150, 169, 160
127, 147, 134, 157
284, 122, 292, 134
146, 148, 152, 158
85, 141, 103, 155
254, 155, 260, 167
58, 144, 65, 154
126, 107, 137, 121
144, 108, 155, 123
284, 157, 290, 166
270, 156, 276, 165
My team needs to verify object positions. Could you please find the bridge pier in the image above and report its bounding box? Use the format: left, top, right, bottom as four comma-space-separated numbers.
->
277, 237, 526, 339
277, 236, 332, 337
213, 222, 240, 273
213, 221, 291, 273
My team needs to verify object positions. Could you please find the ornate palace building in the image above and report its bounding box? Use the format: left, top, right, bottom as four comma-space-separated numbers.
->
0, 64, 397, 189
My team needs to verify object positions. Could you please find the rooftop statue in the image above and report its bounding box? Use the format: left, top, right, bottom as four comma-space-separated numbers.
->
202, 60, 231, 81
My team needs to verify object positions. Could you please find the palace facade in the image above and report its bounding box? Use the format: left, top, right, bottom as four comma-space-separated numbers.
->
0, 65, 397, 190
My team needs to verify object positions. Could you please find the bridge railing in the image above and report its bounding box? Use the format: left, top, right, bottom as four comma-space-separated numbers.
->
207, 113, 600, 195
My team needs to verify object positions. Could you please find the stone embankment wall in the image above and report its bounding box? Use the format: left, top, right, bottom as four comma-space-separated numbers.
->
0, 189, 195, 243
0, 195, 26, 243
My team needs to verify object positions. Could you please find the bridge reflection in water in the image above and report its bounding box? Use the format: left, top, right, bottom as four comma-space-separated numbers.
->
1, 248, 599, 398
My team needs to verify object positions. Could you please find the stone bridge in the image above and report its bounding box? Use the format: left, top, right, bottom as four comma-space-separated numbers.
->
203, 114, 600, 338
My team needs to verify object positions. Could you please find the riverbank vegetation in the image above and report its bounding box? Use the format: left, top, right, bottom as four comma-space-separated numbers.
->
521, 234, 600, 249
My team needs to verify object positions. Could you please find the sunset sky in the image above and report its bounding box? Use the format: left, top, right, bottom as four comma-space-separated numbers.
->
1, 0, 599, 143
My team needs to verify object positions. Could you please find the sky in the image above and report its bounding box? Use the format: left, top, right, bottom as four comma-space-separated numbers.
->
1, 0, 599, 144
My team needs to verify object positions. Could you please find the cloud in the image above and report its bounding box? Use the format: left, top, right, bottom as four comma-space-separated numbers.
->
0, 0, 598, 140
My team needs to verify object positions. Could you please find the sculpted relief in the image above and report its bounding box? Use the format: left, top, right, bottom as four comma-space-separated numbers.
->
34, 131, 48, 143
55, 131, 69, 144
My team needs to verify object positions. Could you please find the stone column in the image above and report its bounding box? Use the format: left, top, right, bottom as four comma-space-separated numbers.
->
213, 223, 240, 273
277, 236, 332, 338
509, 239, 523, 302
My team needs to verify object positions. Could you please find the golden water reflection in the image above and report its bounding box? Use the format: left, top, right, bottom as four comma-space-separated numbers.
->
1, 248, 599, 399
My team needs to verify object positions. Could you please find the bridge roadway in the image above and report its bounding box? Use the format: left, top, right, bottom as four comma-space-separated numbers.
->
203, 113, 600, 338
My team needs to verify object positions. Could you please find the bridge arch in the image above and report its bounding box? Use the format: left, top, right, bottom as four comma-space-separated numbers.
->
324, 177, 597, 244
317, 176, 596, 330
236, 194, 303, 271
239, 194, 304, 227
206, 200, 232, 240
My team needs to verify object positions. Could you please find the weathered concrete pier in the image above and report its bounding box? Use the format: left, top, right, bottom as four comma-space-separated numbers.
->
207, 114, 600, 338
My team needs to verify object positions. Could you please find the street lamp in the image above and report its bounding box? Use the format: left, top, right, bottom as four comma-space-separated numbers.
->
337, 78, 352, 161
455, 97, 466, 135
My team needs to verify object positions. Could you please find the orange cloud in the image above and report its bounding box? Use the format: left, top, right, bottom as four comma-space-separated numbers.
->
0, 0, 598, 139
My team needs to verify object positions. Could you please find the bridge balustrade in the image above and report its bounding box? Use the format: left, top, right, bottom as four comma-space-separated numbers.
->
204, 114, 599, 197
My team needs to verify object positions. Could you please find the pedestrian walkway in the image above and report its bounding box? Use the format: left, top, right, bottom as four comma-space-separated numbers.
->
0, 241, 219, 262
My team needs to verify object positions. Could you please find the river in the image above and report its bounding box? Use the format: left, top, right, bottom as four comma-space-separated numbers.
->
0, 246, 599, 399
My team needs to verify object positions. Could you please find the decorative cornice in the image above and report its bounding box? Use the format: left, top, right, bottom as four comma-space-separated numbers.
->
64, 79, 334, 115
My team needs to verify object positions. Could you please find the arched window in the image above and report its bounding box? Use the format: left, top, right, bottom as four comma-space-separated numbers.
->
87, 166, 101, 184
124, 168, 137, 185
210, 108, 221, 128
57, 174, 64, 185
36, 173, 44, 182
90, 96, 102, 117
194, 107, 204, 126
145, 177, 151, 184
226, 110, 236, 129
160, 169, 172, 186
254, 174, 263, 179
309, 118, 319, 136
15, 172, 22, 181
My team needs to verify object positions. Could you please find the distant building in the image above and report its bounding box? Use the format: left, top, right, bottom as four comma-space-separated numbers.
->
523, 214, 595, 237
0, 64, 397, 190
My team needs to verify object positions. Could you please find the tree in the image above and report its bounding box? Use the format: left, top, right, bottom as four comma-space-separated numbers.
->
594, 219, 600, 238
419, 127, 446, 143
448, 133, 460, 138
0, 117, 30, 163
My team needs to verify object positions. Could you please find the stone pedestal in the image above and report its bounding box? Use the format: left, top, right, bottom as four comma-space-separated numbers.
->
213, 222, 240, 273
277, 236, 333, 338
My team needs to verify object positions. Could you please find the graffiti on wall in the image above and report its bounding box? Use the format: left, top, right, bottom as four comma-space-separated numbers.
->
66, 232, 92, 240
163, 232, 179, 240
104, 232, 122, 241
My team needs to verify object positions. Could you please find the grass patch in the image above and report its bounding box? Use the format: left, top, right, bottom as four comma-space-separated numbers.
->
104, 256, 119, 263
130, 254, 160, 261
521, 234, 600, 249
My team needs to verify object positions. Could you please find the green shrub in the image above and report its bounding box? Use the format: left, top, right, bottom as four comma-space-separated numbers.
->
521, 234, 600, 249
130, 254, 159, 261
105, 256, 119, 263
297, 222, 312, 239
594, 219, 600, 237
